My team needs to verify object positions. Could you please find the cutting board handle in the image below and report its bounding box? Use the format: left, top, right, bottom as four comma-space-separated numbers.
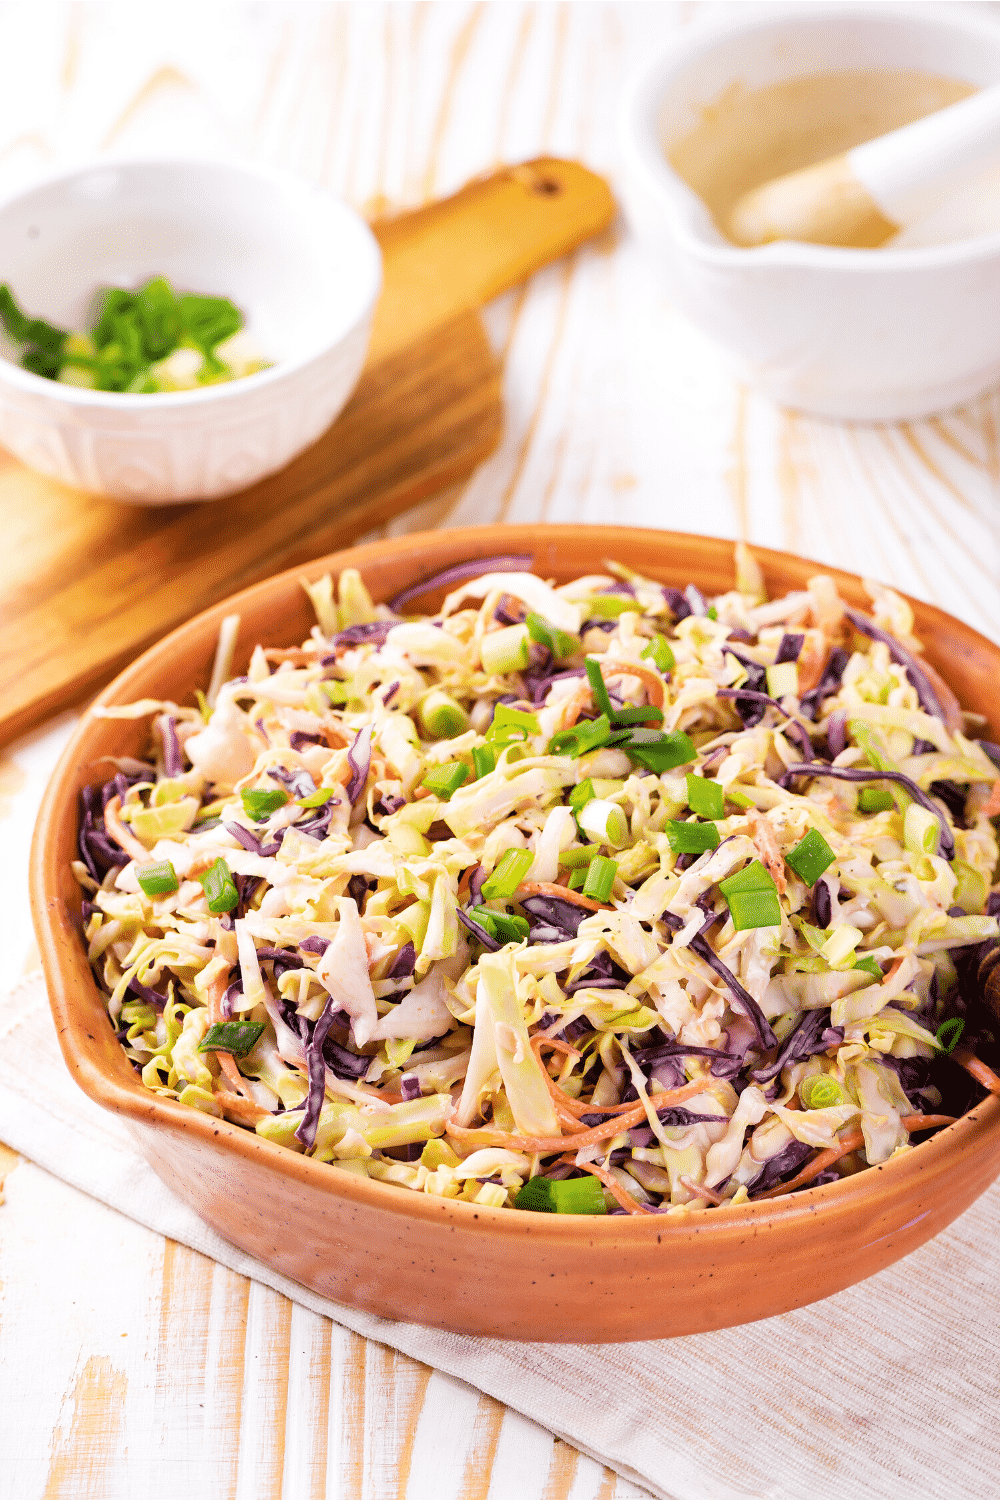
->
367, 158, 615, 364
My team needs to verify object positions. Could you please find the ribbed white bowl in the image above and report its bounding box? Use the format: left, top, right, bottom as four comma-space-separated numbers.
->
0, 158, 382, 503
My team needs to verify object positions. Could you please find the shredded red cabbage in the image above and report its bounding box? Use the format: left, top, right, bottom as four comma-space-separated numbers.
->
779, 762, 956, 859
844, 607, 950, 725
456, 907, 500, 950
162, 716, 182, 777
388, 942, 417, 980
662, 588, 691, 622
799, 647, 849, 721
826, 710, 847, 758
295, 997, 341, 1148
323, 621, 395, 655
776, 633, 804, 664
521, 894, 591, 939
346, 725, 373, 805
388, 554, 533, 613
716, 688, 814, 758
750, 1008, 834, 1084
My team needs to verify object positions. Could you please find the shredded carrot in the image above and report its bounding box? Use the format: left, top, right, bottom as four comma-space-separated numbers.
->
756, 1113, 958, 1201
263, 647, 314, 665
795, 631, 830, 695
530, 1036, 638, 1122
202, 970, 264, 1106
102, 795, 153, 864
602, 661, 666, 710
457, 865, 476, 899
214, 1089, 269, 1126
753, 1129, 865, 1199
983, 781, 1000, 819
953, 1047, 1000, 1096
920, 659, 963, 734
748, 809, 787, 895
679, 1174, 727, 1205
449, 1074, 717, 1154
560, 661, 666, 730
517, 881, 609, 912
560, 685, 592, 730
566, 1155, 653, 1215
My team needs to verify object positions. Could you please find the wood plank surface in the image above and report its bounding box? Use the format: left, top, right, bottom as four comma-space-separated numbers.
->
2, 3, 999, 1499
0, 155, 613, 746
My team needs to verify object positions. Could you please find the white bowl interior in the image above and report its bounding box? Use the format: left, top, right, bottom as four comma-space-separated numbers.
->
633, 4, 1000, 249
0, 159, 381, 375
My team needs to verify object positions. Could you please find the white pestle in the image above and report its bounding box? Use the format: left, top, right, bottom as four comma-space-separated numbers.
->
728, 83, 1000, 249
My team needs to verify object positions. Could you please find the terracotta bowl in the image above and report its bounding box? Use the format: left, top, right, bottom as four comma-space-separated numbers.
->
30, 525, 1000, 1342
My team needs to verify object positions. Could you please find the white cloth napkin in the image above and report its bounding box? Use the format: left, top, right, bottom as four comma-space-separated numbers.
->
2, 972, 998, 1500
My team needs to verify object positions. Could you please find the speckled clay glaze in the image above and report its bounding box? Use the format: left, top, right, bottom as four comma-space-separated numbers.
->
30, 526, 1000, 1341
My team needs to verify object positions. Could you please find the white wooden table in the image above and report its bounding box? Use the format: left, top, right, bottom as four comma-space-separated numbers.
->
2, 4, 999, 1495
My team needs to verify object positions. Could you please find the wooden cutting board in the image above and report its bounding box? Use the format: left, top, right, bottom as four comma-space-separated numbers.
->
1, 158, 614, 746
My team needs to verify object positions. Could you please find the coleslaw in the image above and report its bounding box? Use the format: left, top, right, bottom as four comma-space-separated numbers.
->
73, 546, 1000, 1216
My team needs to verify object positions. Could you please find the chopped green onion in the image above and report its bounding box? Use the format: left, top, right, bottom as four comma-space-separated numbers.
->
420, 762, 470, 799
720, 859, 781, 928
547, 715, 614, 759
481, 623, 531, 675
568, 779, 596, 812
686, 774, 724, 820
559, 846, 599, 868
321, 679, 349, 706
799, 1074, 844, 1109
481, 848, 534, 899
582, 856, 618, 903
765, 661, 798, 699
526, 611, 578, 661
197, 1021, 266, 1057
584, 594, 641, 619
514, 1174, 606, 1214
848, 719, 898, 775
198, 857, 240, 914
720, 860, 775, 897
467, 907, 529, 944
610, 704, 664, 726
904, 803, 940, 857
240, 787, 289, 822
136, 860, 179, 896
471, 745, 497, 779
725, 888, 782, 930
621, 728, 695, 773
642, 636, 675, 673
298, 786, 336, 808
725, 788, 755, 809
665, 820, 721, 854
419, 689, 469, 739
487, 702, 540, 744
935, 1017, 965, 1054
585, 658, 614, 718
578, 799, 630, 849
853, 956, 882, 982
707, 605, 718, 621
858, 786, 895, 813
568, 867, 587, 890
784, 828, 835, 886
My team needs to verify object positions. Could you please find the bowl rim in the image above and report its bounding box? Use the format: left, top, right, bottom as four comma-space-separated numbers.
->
30, 522, 1000, 1243
0, 153, 383, 410
619, 0, 1000, 272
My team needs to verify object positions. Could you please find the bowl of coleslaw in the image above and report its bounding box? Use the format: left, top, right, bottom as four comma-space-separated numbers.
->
30, 525, 1000, 1341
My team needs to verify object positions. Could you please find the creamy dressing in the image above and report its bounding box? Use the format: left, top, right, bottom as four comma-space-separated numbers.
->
668, 70, 979, 248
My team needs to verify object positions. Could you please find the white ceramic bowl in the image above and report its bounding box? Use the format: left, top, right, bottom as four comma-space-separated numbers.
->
0, 158, 382, 502
619, 3, 1000, 421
